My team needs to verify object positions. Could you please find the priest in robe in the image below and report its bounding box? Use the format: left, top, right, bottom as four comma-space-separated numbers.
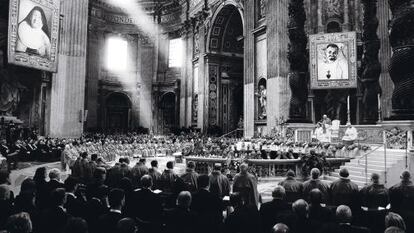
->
232, 163, 260, 207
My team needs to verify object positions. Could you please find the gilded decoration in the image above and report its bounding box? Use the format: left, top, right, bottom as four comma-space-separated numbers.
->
385, 127, 407, 149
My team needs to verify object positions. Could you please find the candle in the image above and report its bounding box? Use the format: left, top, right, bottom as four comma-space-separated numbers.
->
378, 94, 381, 110
347, 95, 350, 112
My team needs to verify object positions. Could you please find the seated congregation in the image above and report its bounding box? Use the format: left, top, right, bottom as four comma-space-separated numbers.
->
0, 157, 413, 233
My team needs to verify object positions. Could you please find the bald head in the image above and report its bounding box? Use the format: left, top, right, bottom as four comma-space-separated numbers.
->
311, 168, 320, 179
272, 223, 289, 233
239, 163, 248, 174
140, 175, 152, 189
309, 188, 322, 205
292, 199, 309, 217
336, 205, 352, 223
177, 191, 192, 208
272, 186, 286, 200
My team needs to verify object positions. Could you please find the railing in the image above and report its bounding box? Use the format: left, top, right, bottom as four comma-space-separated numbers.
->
186, 156, 350, 178
220, 128, 243, 138
356, 144, 384, 185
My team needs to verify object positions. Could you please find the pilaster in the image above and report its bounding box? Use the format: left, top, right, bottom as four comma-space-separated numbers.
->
49, 0, 89, 137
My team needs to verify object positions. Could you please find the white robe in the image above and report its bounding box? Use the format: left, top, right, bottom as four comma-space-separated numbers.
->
16, 21, 51, 58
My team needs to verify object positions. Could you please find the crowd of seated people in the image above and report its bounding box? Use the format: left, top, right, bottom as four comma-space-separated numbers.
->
0, 148, 413, 233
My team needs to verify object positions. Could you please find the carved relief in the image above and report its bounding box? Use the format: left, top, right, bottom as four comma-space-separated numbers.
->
208, 64, 219, 126
324, 0, 342, 19
385, 127, 407, 149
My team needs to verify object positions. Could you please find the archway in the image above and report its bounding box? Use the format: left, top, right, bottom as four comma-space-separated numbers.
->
105, 92, 131, 132
206, 3, 244, 134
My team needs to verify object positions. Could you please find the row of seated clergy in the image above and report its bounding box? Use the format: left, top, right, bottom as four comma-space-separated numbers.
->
312, 121, 358, 143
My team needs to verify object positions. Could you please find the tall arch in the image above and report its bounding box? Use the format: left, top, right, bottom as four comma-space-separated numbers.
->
205, 3, 244, 134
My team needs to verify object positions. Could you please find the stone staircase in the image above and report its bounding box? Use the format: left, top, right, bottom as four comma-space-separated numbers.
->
325, 146, 408, 188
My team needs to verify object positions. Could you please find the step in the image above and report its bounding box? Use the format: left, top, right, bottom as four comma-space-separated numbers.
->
347, 163, 395, 170
340, 166, 384, 174
330, 173, 371, 182
348, 160, 399, 166
324, 176, 367, 188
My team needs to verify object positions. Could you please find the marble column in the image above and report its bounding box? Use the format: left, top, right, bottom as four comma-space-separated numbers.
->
49, 0, 88, 138
197, 22, 207, 131
266, 0, 290, 128
85, 27, 102, 130
377, 0, 393, 119
243, 0, 255, 137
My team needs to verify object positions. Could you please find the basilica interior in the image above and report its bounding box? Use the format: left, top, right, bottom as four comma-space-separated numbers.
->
0, 0, 407, 138
1, 0, 414, 232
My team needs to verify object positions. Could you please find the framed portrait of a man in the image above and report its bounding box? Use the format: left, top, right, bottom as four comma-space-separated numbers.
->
8, 0, 60, 72
309, 32, 357, 89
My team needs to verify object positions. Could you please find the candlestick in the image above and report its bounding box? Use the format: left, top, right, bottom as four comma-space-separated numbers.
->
377, 94, 381, 111
347, 95, 350, 112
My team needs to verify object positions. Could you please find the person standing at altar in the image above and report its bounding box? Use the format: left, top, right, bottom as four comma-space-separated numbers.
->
232, 163, 259, 207
314, 123, 331, 143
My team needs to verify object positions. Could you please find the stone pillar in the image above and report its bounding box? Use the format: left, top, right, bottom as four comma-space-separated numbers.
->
387, 1, 414, 119
85, 27, 102, 130
266, 0, 291, 129
360, 0, 381, 124
49, 0, 88, 138
179, 28, 189, 127
343, 0, 350, 31
377, 0, 392, 119
317, 0, 324, 33
286, 0, 309, 123
197, 22, 207, 131
243, 0, 255, 137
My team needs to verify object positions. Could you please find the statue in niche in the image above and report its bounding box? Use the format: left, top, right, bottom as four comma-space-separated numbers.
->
325, 0, 342, 18
258, 0, 266, 19
0, 69, 26, 116
255, 83, 267, 119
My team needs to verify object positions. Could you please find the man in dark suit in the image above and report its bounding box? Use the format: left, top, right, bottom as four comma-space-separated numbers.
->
97, 188, 125, 233
40, 188, 70, 233
320, 205, 370, 233
148, 160, 161, 190
191, 175, 223, 233
289, 199, 313, 233
225, 192, 262, 233
308, 188, 333, 229
131, 158, 149, 188
47, 168, 64, 200
259, 186, 292, 233
279, 170, 303, 203
64, 176, 85, 218
389, 171, 414, 233
181, 161, 199, 193
163, 191, 197, 233
131, 175, 162, 233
